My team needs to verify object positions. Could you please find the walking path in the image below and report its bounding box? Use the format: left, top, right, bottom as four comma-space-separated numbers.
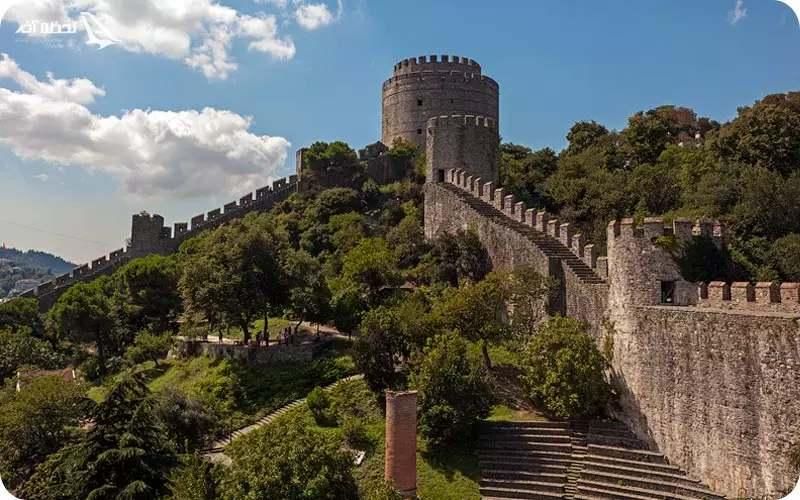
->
201, 374, 364, 464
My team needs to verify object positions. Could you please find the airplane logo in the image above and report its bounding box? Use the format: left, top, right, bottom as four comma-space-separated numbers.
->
80, 12, 119, 50
777, 0, 800, 26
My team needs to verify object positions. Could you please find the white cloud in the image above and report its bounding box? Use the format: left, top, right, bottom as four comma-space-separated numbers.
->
0, 55, 291, 198
729, 0, 747, 25
294, 1, 341, 31
4, 0, 300, 80
0, 53, 104, 104
33, 173, 49, 182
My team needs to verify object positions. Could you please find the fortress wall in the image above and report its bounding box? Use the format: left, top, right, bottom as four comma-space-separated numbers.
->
607, 219, 800, 497
424, 181, 565, 313
32, 176, 299, 311
612, 305, 800, 497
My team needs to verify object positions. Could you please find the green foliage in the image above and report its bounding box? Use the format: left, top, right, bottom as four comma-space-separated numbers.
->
522, 317, 611, 419
676, 236, 730, 283
771, 234, 800, 281
341, 416, 370, 449
0, 375, 88, 490
168, 454, 219, 500
354, 306, 412, 394
412, 332, 493, 447
499, 144, 558, 206
0, 298, 43, 335
23, 370, 177, 500
179, 215, 288, 343
222, 417, 358, 500
306, 386, 331, 425
0, 327, 66, 382
419, 229, 489, 287
431, 271, 512, 368
114, 255, 182, 333
302, 141, 364, 189
47, 278, 120, 373
125, 330, 173, 366
154, 390, 219, 453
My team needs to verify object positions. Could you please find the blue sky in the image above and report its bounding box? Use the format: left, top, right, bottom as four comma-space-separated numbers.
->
0, 0, 798, 263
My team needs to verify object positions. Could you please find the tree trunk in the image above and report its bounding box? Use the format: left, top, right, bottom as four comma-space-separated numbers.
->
482, 341, 493, 370
242, 322, 250, 345
263, 310, 269, 343
316, 323, 320, 341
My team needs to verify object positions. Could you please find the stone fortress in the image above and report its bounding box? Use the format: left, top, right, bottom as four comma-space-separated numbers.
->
22, 54, 800, 497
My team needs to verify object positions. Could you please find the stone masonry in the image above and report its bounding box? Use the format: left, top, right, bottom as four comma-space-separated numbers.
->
385, 391, 418, 497
421, 57, 800, 497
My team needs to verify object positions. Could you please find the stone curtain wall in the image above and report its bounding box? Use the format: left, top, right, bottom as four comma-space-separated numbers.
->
606, 219, 800, 497
613, 306, 800, 497
382, 55, 499, 151
423, 171, 609, 328
26, 174, 299, 311
425, 169, 800, 497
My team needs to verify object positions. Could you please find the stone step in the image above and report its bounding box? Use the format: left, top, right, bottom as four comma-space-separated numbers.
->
486, 421, 572, 430
481, 487, 564, 500
480, 440, 573, 452
579, 469, 723, 499
582, 459, 704, 487
479, 461, 569, 474
479, 449, 573, 461
482, 433, 572, 443
482, 470, 567, 484
576, 479, 723, 500
481, 478, 564, 495
586, 444, 668, 464
583, 453, 681, 474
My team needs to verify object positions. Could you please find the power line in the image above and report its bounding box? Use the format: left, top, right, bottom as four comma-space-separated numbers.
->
0, 219, 116, 248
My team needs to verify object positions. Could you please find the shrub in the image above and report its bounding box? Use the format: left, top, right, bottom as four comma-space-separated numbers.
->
222, 417, 358, 500
341, 416, 370, 449
168, 454, 220, 500
306, 386, 331, 425
412, 332, 493, 447
522, 317, 612, 419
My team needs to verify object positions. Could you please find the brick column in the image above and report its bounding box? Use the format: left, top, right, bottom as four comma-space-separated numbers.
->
385, 391, 417, 497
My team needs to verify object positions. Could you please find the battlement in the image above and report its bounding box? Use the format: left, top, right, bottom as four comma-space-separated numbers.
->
427, 114, 497, 130
697, 281, 800, 314
392, 55, 481, 75
607, 217, 725, 247
31, 174, 300, 308
382, 71, 499, 91
446, 168, 608, 280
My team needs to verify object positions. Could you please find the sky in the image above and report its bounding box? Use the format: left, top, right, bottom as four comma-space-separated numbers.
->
0, 0, 798, 264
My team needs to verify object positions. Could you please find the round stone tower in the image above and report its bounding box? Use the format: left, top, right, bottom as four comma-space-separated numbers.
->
381, 54, 499, 151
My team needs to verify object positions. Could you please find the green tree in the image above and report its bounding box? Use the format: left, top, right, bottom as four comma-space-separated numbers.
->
284, 250, 332, 336
331, 238, 400, 310
522, 317, 611, 419
421, 230, 490, 287
0, 327, 66, 382
302, 142, 364, 189
412, 332, 492, 447
0, 297, 43, 336
125, 330, 173, 367
222, 417, 357, 500
772, 234, 800, 281
114, 255, 181, 334
154, 390, 218, 454
431, 271, 511, 369
354, 306, 412, 394
23, 370, 177, 500
47, 279, 118, 374
167, 454, 219, 500
499, 144, 558, 206
0, 375, 88, 490
179, 216, 287, 344
565, 121, 609, 156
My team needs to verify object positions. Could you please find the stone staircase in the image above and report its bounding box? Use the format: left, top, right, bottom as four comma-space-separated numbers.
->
479, 420, 726, 500
440, 183, 604, 285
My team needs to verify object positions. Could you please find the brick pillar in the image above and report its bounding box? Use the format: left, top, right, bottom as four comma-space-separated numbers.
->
385, 391, 417, 497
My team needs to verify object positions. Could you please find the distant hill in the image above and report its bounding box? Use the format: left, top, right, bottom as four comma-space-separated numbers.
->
0, 247, 75, 274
